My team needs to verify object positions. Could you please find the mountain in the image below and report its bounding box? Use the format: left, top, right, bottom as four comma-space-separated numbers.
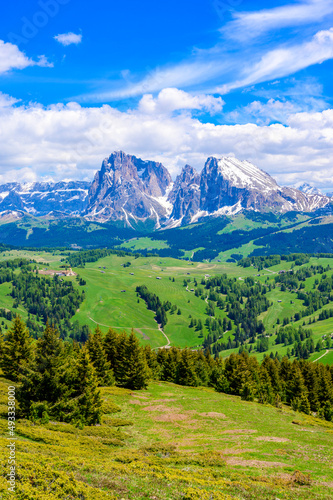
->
85, 153, 330, 228
0, 152, 331, 228
293, 182, 323, 196
167, 164, 201, 227
84, 151, 172, 227
0, 181, 90, 216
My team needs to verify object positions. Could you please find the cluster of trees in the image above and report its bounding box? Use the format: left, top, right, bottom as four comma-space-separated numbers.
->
0, 318, 103, 426
238, 253, 312, 270
0, 258, 35, 286
0, 308, 14, 322
252, 223, 333, 255
10, 272, 84, 336
136, 285, 178, 327
275, 325, 313, 348
0, 318, 152, 425
66, 248, 134, 268
238, 255, 282, 270
198, 260, 333, 355
1, 318, 333, 424
318, 308, 333, 321
197, 275, 271, 351
155, 348, 333, 421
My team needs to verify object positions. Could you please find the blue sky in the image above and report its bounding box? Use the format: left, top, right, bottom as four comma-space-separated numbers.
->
0, 0, 333, 188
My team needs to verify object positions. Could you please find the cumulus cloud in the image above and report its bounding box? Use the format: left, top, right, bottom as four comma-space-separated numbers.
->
138, 88, 224, 115
227, 94, 328, 126
54, 32, 82, 46
0, 39, 52, 73
0, 96, 333, 188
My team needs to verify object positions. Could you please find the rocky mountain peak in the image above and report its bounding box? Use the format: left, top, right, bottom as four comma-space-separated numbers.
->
85, 151, 172, 226
294, 182, 323, 196
0, 151, 330, 228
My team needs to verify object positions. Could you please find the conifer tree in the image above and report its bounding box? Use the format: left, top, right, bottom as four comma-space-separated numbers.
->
68, 347, 103, 425
299, 393, 311, 415
194, 351, 210, 386
176, 349, 199, 387
86, 327, 114, 385
104, 328, 125, 380
17, 322, 65, 417
117, 330, 150, 390
1, 316, 33, 381
288, 364, 307, 403
143, 345, 160, 380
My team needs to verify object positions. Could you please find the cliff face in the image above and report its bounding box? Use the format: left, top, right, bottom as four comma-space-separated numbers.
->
0, 151, 330, 227
85, 151, 172, 226
167, 164, 200, 226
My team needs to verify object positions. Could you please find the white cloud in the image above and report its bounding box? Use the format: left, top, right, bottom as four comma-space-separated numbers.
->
138, 88, 224, 115
79, 61, 223, 102
0, 39, 52, 74
54, 32, 82, 46
0, 96, 333, 188
0, 92, 20, 108
220, 28, 333, 93
223, 0, 333, 42
78, 25, 333, 103
227, 93, 327, 126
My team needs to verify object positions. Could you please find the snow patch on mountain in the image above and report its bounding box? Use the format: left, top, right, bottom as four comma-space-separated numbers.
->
293, 182, 323, 196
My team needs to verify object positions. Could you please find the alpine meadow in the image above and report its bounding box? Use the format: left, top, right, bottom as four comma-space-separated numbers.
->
1, 0, 333, 499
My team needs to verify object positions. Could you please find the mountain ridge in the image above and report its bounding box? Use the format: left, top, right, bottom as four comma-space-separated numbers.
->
0, 151, 331, 228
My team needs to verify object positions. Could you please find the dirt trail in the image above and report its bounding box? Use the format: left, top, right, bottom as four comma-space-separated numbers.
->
155, 323, 171, 350
315, 349, 330, 362
87, 316, 159, 331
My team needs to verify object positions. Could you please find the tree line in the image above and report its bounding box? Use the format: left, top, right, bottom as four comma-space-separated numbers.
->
1, 317, 332, 426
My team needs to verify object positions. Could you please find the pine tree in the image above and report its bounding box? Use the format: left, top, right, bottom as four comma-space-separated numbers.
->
86, 327, 114, 385
104, 328, 120, 368
299, 393, 311, 415
143, 345, 160, 380
1, 316, 33, 381
17, 323, 65, 417
176, 349, 199, 387
117, 330, 150, 390
69, 348, 103, 425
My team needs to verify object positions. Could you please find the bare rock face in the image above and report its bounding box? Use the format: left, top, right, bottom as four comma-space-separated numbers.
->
0, 151, 330, 228
167, 164, 200, 225
85, 151, 172, 226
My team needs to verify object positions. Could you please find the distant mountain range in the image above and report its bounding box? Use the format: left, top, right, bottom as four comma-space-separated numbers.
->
0, 151, 331, 228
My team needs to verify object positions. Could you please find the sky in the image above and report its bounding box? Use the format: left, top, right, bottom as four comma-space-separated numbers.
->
1, 0, 333, 189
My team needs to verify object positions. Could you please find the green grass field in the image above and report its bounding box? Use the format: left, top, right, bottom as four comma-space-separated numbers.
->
1, 250, 333, 364
71, 255, 255, 348
1, 375, 332, 500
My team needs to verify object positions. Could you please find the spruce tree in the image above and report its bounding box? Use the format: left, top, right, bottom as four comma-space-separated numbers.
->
176, 349, 199, 387
17, 323, 65, 417
299, 393, 311, 415
1, 316, 33, 382
86, 327, 114, 385
69, 348, 103, 425
104, 328, 123, 376
117, 330, 150, 390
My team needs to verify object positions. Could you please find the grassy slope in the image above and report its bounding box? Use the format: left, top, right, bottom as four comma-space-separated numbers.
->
71, 255, 254, 349
0, 376, 332, 500
0, 250, 333, 362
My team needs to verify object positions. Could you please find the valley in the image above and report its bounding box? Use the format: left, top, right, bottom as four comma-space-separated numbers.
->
1, 248, 333, 366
